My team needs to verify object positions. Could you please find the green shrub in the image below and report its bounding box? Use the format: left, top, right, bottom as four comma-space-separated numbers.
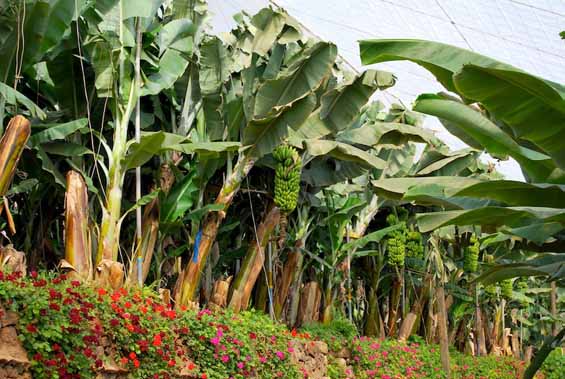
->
300, 318, 357, 351
540, 348, 565, 379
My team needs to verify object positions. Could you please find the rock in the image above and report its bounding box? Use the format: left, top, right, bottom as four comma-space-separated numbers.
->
334, 347, 351, 359
0, 307, 18, 328
307, 340, 328, 355
334, 358, 347, 368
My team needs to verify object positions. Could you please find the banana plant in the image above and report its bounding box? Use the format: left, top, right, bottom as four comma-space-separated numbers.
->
173, 7, 396, 305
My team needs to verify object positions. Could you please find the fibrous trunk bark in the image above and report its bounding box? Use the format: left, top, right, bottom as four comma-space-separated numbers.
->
64, 171, 92, 280
550, 281, 558, 336
297, 281, 321, 327
228, 206, 280, 312
387, 272, 402, 337
274, 250, 302, 319
174, 156, 254, 306
128, 197, 159, 285
436, 284, 451, 378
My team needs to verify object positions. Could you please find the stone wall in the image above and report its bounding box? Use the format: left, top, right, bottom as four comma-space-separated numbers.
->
0, 307, 31, 379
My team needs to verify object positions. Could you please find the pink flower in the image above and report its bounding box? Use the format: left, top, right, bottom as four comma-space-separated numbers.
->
259, 356, 267, 363
210, 337, 220, 346
221, 355, 229, 363
382, 375, 391, 379
276, 351, 285, 360
288, 347, 294, 353
216, 329, 223, 338
237, 362, 245, 369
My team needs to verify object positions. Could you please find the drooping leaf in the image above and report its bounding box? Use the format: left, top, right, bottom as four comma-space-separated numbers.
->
253, 42, 337, 118
304, 140, 385, 169
158, 19, 195, 55
142, 49, 190, 95
250, 8, 286, 56
358, 39, 513, 94
413, 94, 553, 181
0, 82, 46, 120
244, 93, 317, 158
28, 119, 89, 147
416, 207, 565, 233
124, 131, 187, 169
160, 173, 199, 224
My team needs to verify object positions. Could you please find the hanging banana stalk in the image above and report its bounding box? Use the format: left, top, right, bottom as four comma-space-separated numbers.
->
64, 171, 92, 280
0, 115, 30, 196
273, 145, 301, 248
228, 206, 280, 312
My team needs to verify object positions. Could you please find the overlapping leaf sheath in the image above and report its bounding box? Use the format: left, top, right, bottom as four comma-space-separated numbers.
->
228, 206, 280, 312
0, 116, 31, 196
128, 197, 159, 285
64, 171, 92, 279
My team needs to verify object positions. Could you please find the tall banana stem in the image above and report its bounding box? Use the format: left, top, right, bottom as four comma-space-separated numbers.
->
228, 206, 280, 312
0, 115, 30, 196
174, 155, 255, 305
128, 197, 159, 285
64, 171, 92, 279
436, 283, 451, 378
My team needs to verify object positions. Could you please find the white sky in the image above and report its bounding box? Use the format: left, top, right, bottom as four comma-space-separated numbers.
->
207, 0, 565, 181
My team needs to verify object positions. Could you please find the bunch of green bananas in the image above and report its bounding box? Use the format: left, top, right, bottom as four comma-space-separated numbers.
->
464, 235, 479, 273
386, 213, 399, 226
516, 278, 528, 291
516, 278, 529, 306
273, 145, 302, 212
501, 279, 513, 299
485, 284, 498, 297
406, 231, 424, 259
387, 230, 406, 268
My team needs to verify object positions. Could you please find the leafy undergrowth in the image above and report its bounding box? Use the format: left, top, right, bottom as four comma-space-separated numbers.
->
0, 271, 555, 379
0, 271, 300, 379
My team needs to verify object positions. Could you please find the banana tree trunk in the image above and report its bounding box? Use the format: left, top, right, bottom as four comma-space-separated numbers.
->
274, 249, 303, 319
64, 171, 92, 279
550, 281, 558, 336
254, 270, 268, 312
128, 197, 159, 285
228, 206, 280, 312
436, 283, 451, 378
0, 115, 30, 196
175, 156, 255, 306
387, 271, 403, 336
475, 283, 487, 356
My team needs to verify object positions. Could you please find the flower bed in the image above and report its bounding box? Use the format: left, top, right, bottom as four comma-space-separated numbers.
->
0, 271, 300, 379
0, 270, 550, 379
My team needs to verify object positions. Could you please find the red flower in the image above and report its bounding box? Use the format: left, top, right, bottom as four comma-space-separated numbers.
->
26, 323, 38, 333
120, 357, 129, 365
249, 332, 257, 340
201, 374, 207, 379
168, 359, 176, 367
187, 362, 196, 370
30, 271, 38, 279
124, 301, 132, 309
133, 359, 140, 368
291, 328, 297, 337
152, 334, 162, 347
97, 288, 107, 296
129, 352, 137, 360
71, 280, 80, 287
126, 324, 135, 332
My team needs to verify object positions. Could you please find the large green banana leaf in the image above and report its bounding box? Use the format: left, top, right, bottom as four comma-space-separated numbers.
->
359, 38, 565, 170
